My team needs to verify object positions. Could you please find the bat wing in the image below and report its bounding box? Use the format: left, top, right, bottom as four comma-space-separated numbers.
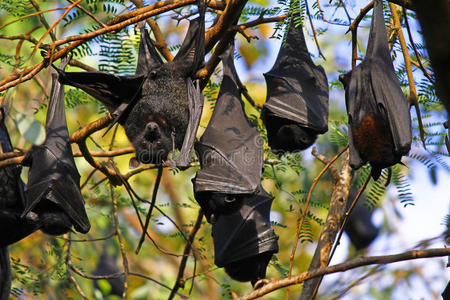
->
0, 247, 10, 300
262, 15, 329, 134
212, 186, 279, 282
173, 4, 205, 75
369, 0, 411, 155
56, 69, 145, 124
193, 43, 263, 194
22, 67, 90, 234
135, 26, 163, 75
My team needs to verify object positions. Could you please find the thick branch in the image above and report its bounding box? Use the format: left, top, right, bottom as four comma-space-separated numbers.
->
130, 0, 174, 61
299, 150, 353, 299
0, 0, 197, 92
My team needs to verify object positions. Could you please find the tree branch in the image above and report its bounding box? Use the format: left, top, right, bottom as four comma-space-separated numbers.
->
299, 149, 353, 299
235, 247, 450, 299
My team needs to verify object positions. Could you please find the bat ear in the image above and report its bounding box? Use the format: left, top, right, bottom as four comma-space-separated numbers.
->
135, 27, 163, 75
366, 0, 391, 63
339, 72, 351, 88
173, 2, 205, 75
128, 156, 140, 169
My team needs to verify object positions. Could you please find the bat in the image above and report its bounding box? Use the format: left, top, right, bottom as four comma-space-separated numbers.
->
21, 57, 91, 235
211, 185, 279, 285
0, 107, 41, 247
261, 13, 329, 153
93, 251, 125, 297
56, 6, 205, 168
344, 189, 379, 250
443, 281, 450, 300
192, 43, 263, 221
193, 44, 278, 284
0, 246, 10, 300
339, 0, 412, 180
0, 107, 37, 299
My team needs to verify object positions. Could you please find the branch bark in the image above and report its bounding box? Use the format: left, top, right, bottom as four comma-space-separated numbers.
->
299, 149, 353, 299
235, 247, 450, 300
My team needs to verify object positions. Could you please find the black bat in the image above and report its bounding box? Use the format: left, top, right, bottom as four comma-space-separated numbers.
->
21, 58, 91, 236
93, 251, 125, 297
0, 108, 41, 247
344, 189, 379, 250
212, 185, 279, 285
261, 13, 329, 153
56, 6, 205, 168
193, 43, 263, 221
0, 246, 10, 300
443, 281, 450, 300
0, 107, 38, 300
339, 0, 412, 180
193, 44, 278, 284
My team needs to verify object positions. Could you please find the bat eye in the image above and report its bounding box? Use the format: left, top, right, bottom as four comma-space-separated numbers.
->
149, 70, 157, 79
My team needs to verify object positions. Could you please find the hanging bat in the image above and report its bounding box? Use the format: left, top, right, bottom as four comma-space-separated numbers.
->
261, 13, 329, 153
0, 108, 42, 247
443, 281, 450, 300
339, 0, 412, 180
192, 43, 263, 221
21, 58, 91, 236
344, 189, 379, 250
193, 44, 277, 284
212, 185, 279, 285
93, 251, 125, 297
56, 6, 205, 168
0, 246, 10, 300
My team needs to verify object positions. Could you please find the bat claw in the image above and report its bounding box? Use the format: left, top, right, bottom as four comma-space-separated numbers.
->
253, 278, 270, 289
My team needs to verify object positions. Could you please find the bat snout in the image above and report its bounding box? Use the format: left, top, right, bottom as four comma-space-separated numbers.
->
144, 122, 161, 142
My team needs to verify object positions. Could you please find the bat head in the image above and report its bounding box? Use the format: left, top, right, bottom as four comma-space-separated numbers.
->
33, 200, 73, 235
195, 192, 245, 222
264, 115, 318, 153
224, 252, 273, 286
123, 16, 204, 165
123, 61, 191, 164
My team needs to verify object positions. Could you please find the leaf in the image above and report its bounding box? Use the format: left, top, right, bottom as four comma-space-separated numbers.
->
15, 112, 45, 144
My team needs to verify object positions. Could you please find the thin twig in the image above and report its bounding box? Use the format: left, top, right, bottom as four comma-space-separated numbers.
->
389, 3, 426, 148
349, 1, 374, 68
136, 166, 163, 254
0, 7, 68, 31
66, 0, 107, 28
65, 233, 89, 300
288, 146, 348, 277
305, 0, 326, 60
29, 0, 57, 42
401, 6, 434, 83
110, 182, 129, 298
168, 209, 204, 300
